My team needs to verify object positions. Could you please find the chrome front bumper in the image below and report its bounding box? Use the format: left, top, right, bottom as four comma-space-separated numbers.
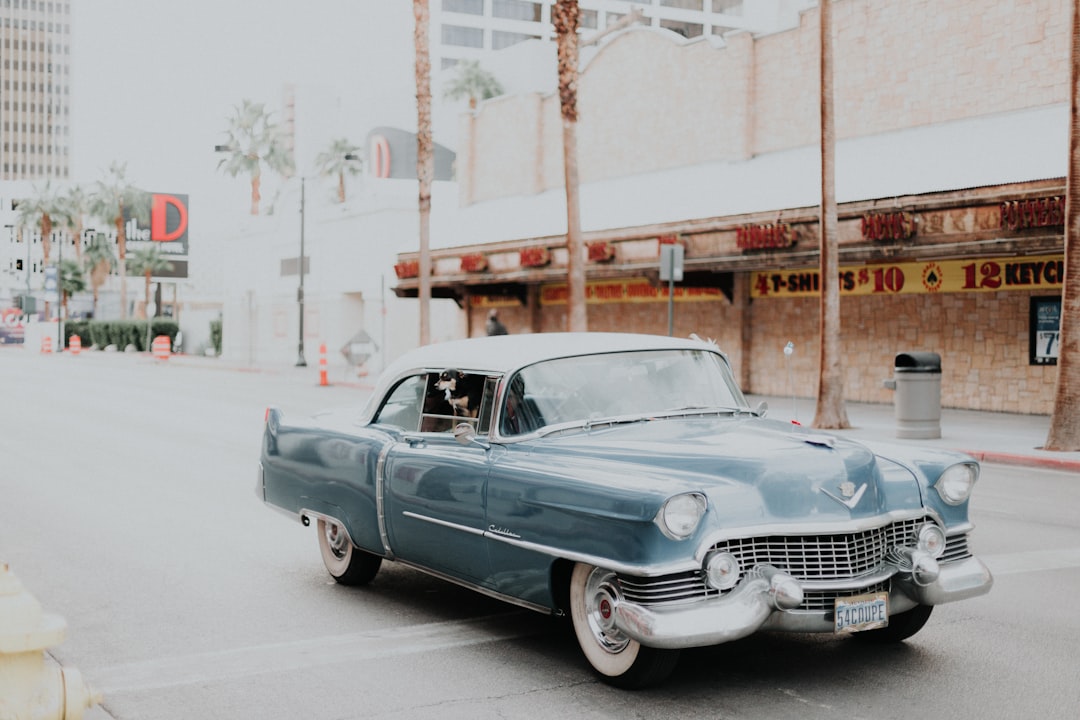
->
612, 556, 994, 650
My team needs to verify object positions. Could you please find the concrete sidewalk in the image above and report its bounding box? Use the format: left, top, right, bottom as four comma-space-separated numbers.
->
747, 394, 1080, 473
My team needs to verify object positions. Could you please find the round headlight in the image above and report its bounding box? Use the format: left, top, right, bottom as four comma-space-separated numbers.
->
705, 551, 741, 590
917, 523, 946, 558
657, 493, 706, 540
935, 463, 978, 505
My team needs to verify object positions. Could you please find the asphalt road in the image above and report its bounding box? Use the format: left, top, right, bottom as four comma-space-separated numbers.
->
1, 349, 1077, 719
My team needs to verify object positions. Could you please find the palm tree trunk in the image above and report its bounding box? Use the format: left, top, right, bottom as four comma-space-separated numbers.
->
554, 0, 587, 332
116, 207, 128, 320
338, 171, 346, 203
813, 0, 849, 430
414, 0, 433, 345
251, 174, 261, 216
1046, 0, 1080, 450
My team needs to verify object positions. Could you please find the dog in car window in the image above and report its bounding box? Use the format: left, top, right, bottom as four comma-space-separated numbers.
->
436, 369, 483, 418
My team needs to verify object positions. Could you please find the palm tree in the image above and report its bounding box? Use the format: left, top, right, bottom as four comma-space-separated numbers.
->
87, 162, 151, 320
15, 180, 64, 318
443, 59, 504, 110
60, 184, 89, 258
58, 257, 86, 320
1045, 0, 1080, 450
127, 245, 175, 318
812, 0, 850, 430
216, 99, 295, 215
14, 180, 63, 266
83, 232, 117, 319
315, 137, 363, 203
414, 0, 433, 345
553, 0, 587, 332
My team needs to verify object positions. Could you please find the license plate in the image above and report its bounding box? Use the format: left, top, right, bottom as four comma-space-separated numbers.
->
834, 592, 889, 633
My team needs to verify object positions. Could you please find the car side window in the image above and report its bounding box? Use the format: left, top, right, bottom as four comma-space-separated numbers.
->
420, 370, 499, 434
372, 375, 426, 431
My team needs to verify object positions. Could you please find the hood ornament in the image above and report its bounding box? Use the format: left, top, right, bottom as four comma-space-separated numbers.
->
822, 482, 867, 510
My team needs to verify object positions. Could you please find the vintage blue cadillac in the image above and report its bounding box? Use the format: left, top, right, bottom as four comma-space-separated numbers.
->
258, 332, 993, 688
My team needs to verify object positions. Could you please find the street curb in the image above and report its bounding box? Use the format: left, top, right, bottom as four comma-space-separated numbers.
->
959, 449, 1080, 473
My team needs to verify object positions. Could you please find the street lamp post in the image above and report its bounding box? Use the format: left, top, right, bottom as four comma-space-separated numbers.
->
214, 143, 308, 367
296, 177, 307, 367
57, 231, 62, 352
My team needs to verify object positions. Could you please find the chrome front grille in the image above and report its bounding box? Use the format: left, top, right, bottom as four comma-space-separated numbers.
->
711, 517, 928, 581
617, 518, 972, 612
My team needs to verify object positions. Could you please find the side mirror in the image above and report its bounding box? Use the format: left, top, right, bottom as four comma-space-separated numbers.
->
454, 422, 489, 449
754, 401, 769, 418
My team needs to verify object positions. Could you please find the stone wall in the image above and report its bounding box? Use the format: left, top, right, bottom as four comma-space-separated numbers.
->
461, 0, 1069, 203
469, 279, 1058, 415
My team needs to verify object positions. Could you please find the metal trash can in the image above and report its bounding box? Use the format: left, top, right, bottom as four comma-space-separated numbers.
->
884, 352, 941, 439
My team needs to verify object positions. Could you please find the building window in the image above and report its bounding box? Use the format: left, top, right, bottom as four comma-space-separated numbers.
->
660, 18, 703, 38
442, 24, 484, 48
661, 0, 703, 9
492, 0, 541, 22
710, 24, 736, 36
492, 30, 539, 49
579, 9, 597, 29
712, 0, 743, 14
443, 0, 483, 15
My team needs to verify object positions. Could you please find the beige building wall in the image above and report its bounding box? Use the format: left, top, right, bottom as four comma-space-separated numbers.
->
461, 0, 1070, 204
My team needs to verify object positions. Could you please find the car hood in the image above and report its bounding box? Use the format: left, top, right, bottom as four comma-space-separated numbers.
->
522, 415, 924, 525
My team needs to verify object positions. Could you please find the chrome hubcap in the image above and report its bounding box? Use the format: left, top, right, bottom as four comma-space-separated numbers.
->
584, 568, 630, 654
324, 521, 348, 559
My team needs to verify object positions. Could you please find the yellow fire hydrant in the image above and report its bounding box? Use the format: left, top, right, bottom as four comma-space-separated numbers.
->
0, 563, 102, 719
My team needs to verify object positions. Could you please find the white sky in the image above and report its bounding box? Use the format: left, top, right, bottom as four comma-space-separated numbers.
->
70, 0, 418, 203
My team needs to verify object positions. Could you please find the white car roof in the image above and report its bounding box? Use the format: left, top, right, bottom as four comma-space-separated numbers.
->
382, 332, 724, 378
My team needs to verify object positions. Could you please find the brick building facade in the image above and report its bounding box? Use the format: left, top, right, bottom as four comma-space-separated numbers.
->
396, 0, 1070, 415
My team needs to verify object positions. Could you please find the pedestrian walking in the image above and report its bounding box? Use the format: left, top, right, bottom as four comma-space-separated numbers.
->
486, 309, 508, 336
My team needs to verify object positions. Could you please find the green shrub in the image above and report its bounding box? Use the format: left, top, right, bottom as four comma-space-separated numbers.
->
63, 319, 179, 351
210, 318, 222, 355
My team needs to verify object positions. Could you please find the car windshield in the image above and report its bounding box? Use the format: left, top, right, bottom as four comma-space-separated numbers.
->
500, 349, 747, 436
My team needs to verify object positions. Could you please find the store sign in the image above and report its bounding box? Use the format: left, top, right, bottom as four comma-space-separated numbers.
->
125, 193, 189, 255
541, 278, 723, 305
736, 222, 793, 250
1000, 196, 1064, 231
1030, 297, 1060, 366
519, 247, 551, 267
751, 254, 1064, 298
861, 211, 915, 241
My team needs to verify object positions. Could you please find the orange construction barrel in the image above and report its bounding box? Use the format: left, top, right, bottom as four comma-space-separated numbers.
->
40, 336, 52, 354
69, 334, 82, 355
152, 335, 171, 361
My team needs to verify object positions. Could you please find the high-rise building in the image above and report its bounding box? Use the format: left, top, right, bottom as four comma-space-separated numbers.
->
432, 0, 813, 70
0, 0, 73, 181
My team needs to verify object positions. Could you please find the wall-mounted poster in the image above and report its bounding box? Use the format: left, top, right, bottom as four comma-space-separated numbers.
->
1030, 296, 1061, 366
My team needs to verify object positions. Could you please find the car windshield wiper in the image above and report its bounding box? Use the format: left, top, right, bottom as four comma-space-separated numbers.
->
535, 413, 654, 437
656, 406, 746, 417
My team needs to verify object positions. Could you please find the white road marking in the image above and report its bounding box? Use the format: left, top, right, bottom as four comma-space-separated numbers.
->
91, 612, 538, 694
981, 547, 1080, 577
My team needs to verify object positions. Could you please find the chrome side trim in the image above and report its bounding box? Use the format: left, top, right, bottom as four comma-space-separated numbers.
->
375, 441, 395, 559
401, 511, 486, 537
395, 559, 555, 615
